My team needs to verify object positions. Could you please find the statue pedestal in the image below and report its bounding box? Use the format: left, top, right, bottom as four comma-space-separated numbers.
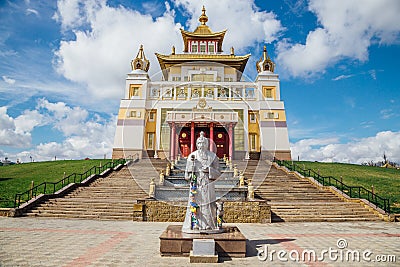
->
159, 224, 246, 258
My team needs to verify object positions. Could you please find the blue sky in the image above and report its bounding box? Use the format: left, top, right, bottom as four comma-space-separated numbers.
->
0, 0, 399, 164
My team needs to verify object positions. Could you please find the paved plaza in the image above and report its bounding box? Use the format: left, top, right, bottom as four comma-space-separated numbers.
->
0, 217, 399, 266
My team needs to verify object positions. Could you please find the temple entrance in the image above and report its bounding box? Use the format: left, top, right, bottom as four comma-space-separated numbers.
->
178, 129, 191, 157
178, 123, 229, 158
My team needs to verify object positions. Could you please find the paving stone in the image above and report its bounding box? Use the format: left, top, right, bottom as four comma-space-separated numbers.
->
0, 217, 399, 266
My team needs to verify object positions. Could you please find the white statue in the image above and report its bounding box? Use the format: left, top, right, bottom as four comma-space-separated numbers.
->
182, 131, 221, 233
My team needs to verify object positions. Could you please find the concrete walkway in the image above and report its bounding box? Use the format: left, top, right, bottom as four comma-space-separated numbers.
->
0, 217, 399, 266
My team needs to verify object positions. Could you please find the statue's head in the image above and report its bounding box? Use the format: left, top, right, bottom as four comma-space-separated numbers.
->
196, 131, 209, 151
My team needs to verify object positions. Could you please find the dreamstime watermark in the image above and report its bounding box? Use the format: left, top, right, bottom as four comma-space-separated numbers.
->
257, 238, 397, 263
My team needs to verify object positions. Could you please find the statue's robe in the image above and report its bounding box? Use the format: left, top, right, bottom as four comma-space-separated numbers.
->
182, 149, 220, 233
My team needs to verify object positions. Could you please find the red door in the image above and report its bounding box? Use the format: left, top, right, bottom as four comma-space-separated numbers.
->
179, 130, 190, 157
214, 131, 228, 158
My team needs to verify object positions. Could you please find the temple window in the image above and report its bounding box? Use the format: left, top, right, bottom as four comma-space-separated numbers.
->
250, 133, 257, 151
200, 44, 206, 53
192, 74, 214, 82
208, 43, 215, 53
263, 87, 275, 99
191, 43, 198, 53
149, 111, 156, 121
266, 112, 279, 119
129, 85, 140, 98
246, 88, 255, 99
249, 112, 257, 123
147, 132, 155, 149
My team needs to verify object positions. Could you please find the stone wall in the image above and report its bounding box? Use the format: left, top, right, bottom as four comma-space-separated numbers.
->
133, 199, 271, 223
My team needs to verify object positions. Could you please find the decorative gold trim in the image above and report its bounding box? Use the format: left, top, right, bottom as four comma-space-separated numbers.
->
155, 53, 250, 74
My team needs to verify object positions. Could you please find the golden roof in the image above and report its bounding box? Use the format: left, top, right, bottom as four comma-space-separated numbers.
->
155, 53, 250, 74
155, 6, 251, 78
180, 6, 226, 52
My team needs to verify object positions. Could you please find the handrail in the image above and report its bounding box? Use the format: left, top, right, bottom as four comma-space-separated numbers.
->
14, 158, 127, 208
274, 159, 391, 214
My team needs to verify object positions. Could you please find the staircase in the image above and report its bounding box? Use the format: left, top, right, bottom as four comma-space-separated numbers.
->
23, 158, 381, 222
24, 161, 156, 220
249, 161, 380, 222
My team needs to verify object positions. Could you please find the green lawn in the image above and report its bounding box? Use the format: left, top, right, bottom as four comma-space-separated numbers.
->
295, 161, 400, 213
0, 159, 108, 208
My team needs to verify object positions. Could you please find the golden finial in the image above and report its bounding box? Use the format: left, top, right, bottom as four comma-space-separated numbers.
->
172, 46, 175, 55
256, 45, 274, 73
263, 45, 267, 60
230, 47, 235, 55
199, 6, 208, 25
131, 44, 150, 72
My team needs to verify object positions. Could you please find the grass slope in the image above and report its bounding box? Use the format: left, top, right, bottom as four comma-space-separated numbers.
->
0, 159, 107, 208
297, 161, 400, 213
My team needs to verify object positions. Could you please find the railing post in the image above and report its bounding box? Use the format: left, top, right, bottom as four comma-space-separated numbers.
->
29, 181, 34, 199
14, 194, 18, 208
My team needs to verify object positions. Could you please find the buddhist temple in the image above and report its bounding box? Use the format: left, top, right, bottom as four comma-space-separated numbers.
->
112, 6, 291, 161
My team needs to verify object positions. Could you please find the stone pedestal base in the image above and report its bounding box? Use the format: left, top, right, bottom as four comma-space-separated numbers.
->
159, 224, 246, 258
189, 251, 218, 263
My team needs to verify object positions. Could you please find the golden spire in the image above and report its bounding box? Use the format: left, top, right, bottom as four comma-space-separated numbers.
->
199, 6, 208, 25
256, 45, 275, 73
131, 44, 150, 72
263, 45, 267, 60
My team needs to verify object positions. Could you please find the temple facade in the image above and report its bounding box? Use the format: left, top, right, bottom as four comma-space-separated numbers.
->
112, 7, 291, 161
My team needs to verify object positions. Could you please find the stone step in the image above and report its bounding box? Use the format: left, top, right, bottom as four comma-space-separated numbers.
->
29, 207, 132, 213
272, 209, 376, 215
251, 163, 381, 222
24, 212, 133, 220
271, 216, 379, 222
24, 164, 150, 220
37, 200, 135, 206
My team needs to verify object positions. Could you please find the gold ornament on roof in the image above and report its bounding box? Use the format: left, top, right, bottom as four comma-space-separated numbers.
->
199, 6, 208, 25
256, 45, 275, 73
131, 44, 150, 72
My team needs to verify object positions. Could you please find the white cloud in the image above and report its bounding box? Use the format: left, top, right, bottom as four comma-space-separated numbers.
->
2, 75, 16, 85
53, 0, 284, 102
53, 0, 182, 101
37, 98, 89, 136
174, 0, 284, 52
277, 0, 400, 78
332, 74, 354, 81
1, 99, 116, 162
380, 109, 396, 120
291, 131, 400, 164
20, 113, 116, 161
14, 109, 47, 133
53, 0, 86, 30
0, 107, 32, 147
26, 8, 39, 16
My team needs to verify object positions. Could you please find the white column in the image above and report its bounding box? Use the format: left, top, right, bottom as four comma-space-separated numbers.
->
156, 108, 161, 150
243, 107, 249, 153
